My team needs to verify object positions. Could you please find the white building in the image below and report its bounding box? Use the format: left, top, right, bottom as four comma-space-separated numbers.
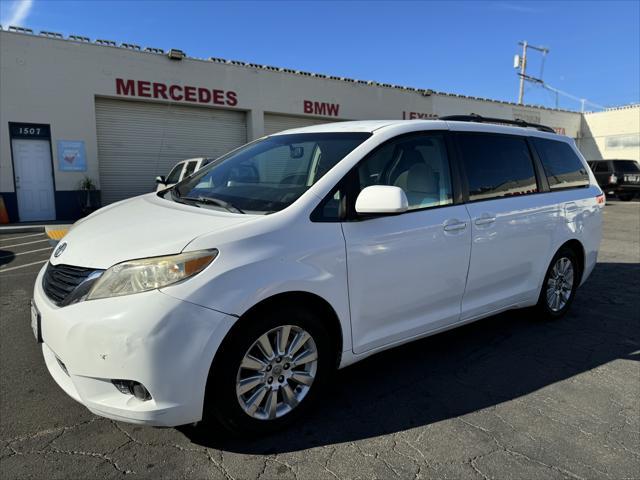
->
1, 27, 638, 222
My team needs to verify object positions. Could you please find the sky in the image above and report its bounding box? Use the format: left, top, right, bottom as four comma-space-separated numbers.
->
1, 0, 639, 111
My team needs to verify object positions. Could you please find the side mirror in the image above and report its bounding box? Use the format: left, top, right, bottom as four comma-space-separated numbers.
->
355, 185, 408, 215
155, 175, 166, 184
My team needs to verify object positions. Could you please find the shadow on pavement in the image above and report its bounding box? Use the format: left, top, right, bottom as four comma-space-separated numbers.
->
0, 250, 16, 266
181, 262, 639, 454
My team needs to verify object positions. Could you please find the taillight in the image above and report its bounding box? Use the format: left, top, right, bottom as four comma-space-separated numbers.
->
609, 174, 618, 184
596, 194, 606, 205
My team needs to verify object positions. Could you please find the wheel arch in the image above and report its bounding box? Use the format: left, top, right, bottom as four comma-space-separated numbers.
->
560, 238, 586, 284
212, 291, 344, 373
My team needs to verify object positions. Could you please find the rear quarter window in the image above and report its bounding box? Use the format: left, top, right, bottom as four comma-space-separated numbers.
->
531, 138, 590, 190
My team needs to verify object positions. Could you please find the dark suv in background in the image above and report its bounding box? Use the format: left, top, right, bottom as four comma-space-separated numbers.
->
588, 159, 640, 201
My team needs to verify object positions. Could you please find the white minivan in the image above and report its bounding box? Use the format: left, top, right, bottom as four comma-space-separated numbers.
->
33, 117, 603, 436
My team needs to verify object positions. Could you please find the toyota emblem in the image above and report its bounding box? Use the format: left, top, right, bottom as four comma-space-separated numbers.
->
54, 242, 67, 258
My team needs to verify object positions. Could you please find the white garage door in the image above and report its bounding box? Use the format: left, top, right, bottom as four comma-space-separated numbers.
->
95, 98, 247, 205
263, 113, 336, 136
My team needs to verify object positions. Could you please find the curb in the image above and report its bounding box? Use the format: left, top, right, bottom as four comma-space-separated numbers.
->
0, 225, 46, 234
45, 226, 71, 246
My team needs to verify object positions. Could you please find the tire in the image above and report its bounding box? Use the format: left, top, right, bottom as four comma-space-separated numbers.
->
203, 304, 333, 436
618, 194, 634, 201
534, 246, 580, 320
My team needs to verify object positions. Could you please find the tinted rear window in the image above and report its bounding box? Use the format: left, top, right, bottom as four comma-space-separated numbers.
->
613, 160, 640, 173
593, 162, 610, 173
457, 134, 538, 202
531, 138, 589, 190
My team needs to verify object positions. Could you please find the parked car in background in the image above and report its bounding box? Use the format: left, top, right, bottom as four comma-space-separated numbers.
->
155, 157, 214, 191
34, 117, 603, 436
587, 159, 640, 201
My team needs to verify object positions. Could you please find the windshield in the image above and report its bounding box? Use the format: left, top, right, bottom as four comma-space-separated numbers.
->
613, 160, 640, 173
172, 132, 370, 213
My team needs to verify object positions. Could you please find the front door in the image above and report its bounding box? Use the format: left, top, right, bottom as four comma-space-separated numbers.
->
342, 132, 472, 354
11, 127, 56, 221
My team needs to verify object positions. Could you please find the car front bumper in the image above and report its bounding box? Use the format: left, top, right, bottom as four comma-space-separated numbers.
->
33, 264, 236, 426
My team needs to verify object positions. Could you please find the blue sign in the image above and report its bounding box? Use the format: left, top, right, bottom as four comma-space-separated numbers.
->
57, 140, 87, 172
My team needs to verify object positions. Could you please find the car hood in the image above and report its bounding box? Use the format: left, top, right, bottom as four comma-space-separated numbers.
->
51, 193, 254, 269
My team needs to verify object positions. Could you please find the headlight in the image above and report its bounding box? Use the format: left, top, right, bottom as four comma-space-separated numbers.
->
87, 249, 218, 300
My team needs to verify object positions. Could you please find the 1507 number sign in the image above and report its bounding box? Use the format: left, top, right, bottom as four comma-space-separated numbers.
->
9, 123, 50, 139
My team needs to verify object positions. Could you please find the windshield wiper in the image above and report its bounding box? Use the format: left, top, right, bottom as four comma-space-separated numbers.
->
181, 195, 245, 214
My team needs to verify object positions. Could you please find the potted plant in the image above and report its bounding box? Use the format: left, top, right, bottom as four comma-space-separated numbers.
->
79, 176, 97, 216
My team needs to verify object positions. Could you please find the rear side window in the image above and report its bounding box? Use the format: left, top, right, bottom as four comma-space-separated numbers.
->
457, 134, 538, 202
613, 160, 640, 173
594, 162, 610, 173
532, 138, 589, 190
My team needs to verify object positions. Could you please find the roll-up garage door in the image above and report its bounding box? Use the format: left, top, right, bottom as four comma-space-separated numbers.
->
95, 98, 247, 205
263, 113, 336, 136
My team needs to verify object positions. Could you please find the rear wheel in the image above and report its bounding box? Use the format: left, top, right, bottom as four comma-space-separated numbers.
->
534, 247, 580, 319
204, 305, 333, 436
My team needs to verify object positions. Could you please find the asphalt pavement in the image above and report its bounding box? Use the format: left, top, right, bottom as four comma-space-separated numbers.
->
0, 201, 638, 479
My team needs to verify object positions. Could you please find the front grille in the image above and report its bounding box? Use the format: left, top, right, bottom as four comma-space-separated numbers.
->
42, 263, 101, 306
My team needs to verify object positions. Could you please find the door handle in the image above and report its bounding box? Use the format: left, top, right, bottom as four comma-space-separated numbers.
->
444, 220, 467, 232
474, 215, 496, 226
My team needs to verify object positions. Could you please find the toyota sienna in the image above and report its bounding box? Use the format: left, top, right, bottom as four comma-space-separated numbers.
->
33, 117, 603, 435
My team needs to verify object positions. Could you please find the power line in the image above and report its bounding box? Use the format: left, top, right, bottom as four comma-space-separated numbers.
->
513, 41, 605, 111
541, 83, 605, 112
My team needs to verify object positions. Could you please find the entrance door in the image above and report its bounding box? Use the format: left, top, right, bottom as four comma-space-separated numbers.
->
12, 138, 56, 221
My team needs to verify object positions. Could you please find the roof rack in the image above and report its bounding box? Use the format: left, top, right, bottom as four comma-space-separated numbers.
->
440, 113, 556, 133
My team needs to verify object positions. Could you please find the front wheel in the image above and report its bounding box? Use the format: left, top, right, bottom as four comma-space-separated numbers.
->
534, 247, 580, 319
204, 306, 333, 436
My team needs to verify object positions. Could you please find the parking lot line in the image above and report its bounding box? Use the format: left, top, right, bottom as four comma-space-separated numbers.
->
0, 247, 52, 259
0, 233, 46, 242
0, 259, 47, 273
1, 239, 49, 249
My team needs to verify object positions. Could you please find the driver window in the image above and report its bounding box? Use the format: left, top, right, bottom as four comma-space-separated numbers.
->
166, 164, 184, 184
357, 134, 453, 210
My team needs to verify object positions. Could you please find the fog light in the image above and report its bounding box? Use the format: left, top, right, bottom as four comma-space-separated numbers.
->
111, 380, 152, 401
131, 383, 151, 401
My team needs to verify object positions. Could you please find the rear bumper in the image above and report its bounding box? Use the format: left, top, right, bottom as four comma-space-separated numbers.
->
604, 184, 640, 195
34, 265, 236, 426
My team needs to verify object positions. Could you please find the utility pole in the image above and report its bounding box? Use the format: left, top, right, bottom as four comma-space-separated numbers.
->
512, 42, 604, 111
517, 41, 527, 105
514, 41, 549, 104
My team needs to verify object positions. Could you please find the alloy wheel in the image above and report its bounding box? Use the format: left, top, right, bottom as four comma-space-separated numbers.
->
546, 257, 574, 312
235, 325, 318, 420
